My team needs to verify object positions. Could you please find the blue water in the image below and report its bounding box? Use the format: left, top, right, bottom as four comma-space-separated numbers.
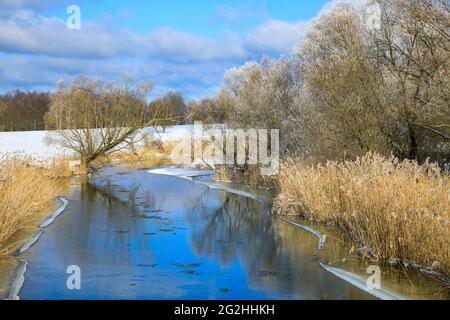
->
19, 166, 371, 300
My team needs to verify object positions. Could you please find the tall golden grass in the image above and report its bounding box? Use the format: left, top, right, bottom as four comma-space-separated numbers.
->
0, 154, 66, 256
275, 152, 450, 278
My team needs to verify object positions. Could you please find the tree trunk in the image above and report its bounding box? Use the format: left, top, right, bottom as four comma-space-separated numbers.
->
408, 124, 418, 160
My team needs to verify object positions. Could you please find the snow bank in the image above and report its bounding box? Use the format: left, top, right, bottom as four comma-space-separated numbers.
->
7, 260, 27, 301
0, 130, 61, 157
0, 125, 196, 158
319, 263, 407, 300
147, 167, 213, 179
147, 167, 265, 202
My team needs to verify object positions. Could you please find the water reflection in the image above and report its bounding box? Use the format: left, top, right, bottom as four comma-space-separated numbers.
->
185, 191, 370, 299
19, 166, 372, 299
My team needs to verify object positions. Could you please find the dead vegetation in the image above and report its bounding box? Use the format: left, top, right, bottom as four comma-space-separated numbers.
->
0, 154, 68, 256
274, 152, 450, 279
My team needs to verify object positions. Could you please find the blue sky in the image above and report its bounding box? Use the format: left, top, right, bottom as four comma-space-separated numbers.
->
46, 0, 330, 36
0, 0, 356, 99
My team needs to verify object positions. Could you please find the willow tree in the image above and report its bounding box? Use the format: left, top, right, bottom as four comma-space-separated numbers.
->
45, 76, 153, 168
370, 0, 450, 160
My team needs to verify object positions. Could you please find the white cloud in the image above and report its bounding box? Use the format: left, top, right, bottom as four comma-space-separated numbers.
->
319, 0, 367, 14
0, 10, 139, 58
0, 0, 71, 11
245, 20, 310, 54
146, 28, 246, 62
0, 52, 232, 98
0, 10, 248, 61
0, 8, 309, 62
0, 0, 367, 97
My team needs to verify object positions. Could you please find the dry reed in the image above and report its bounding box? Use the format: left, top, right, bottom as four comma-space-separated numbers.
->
275, 152, 450, 278
0, 154, 66, 256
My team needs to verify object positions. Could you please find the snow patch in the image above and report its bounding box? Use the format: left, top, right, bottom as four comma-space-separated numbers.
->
0, 125, 196, 158
278, 216, 326, 249
319, 263, 407, 300
18, 231, 43, 254
8, 197, 69, 300
147, 167, 213, 179
7, 260, 27, 300
39, 197, 69, 228
147, 167, 264, 202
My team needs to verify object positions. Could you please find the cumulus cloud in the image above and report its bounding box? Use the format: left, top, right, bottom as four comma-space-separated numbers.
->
245, 20, 310, 54
146, 28, 246, 62
0, 0, 359, 97
0, 11, 139, 59
0, 9, 310, 61
0, 10, 248, 61
0, 0, 71, 11
0, 51, 231, 98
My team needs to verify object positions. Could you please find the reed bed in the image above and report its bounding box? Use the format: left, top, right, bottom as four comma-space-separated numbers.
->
0, 154, 66, 256
275, 152, 450, 278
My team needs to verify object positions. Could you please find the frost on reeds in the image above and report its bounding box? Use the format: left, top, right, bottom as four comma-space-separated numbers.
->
275, 152, 450, 278
0, 153, 66, 256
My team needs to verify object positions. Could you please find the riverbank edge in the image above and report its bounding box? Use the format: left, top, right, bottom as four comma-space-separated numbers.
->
4, 196, 69, 300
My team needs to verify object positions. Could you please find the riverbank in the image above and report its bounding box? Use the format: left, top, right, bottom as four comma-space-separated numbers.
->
0, 155, 70, 257
273, 152, 450, 286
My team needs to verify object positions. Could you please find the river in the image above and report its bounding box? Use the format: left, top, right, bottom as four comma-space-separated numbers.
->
1, 165, 447, 300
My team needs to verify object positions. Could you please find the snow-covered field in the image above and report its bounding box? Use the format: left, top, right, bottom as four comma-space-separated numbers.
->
0, 125, 196, 158
0, 130, 58, 157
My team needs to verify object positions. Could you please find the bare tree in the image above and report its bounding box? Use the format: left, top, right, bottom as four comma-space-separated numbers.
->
0, 91, 50, 132
148, 91, 186, 132
190, 0, 449, 166
45, 76, 154, 168
222, 56, 302, 156
186, 97, 230, 124
370, 0, 450, 160
297, 5, 392, 161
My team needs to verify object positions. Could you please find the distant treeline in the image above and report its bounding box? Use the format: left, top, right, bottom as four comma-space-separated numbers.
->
0, 87, 233, 133
0, 91, 50, 132
0, 89, 197, 132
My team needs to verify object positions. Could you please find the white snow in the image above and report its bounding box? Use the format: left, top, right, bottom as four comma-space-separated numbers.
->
319, 263, 407, 300
18, 231, 43, 254
147, 167, 264, 202
147, 167, 213, 179
39, 197, 69, 228
7, 260, 27, 301
0, 125, 197, 158
0, 130, 62, 158
278, 216, 326, 249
